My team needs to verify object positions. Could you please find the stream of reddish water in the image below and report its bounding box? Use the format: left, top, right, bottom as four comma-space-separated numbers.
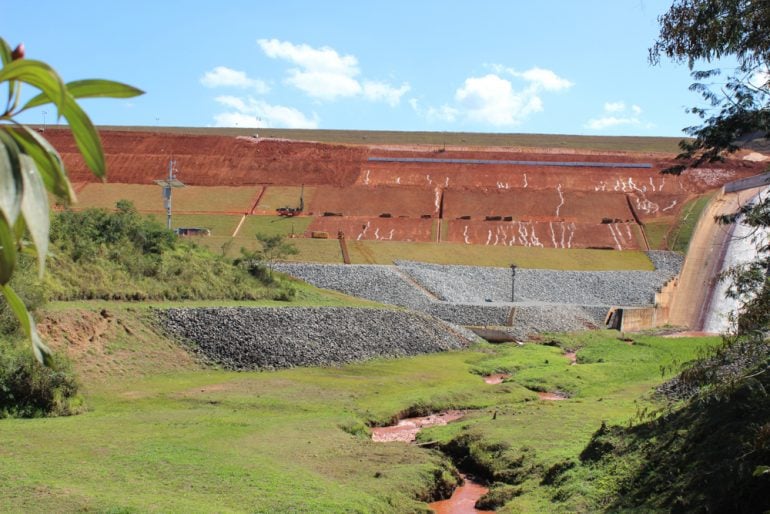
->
428, 473, 493, 513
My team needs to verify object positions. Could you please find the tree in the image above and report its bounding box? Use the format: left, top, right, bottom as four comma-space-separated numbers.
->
255, 232, 299, 270
234, 233, 298, 283
0, 38, 143, 363
650, 0, 770, 338
651, 4, 770, 490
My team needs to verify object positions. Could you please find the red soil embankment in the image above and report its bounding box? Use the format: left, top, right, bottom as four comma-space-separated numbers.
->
46, 129, 363, 187
47, 128, 767, 249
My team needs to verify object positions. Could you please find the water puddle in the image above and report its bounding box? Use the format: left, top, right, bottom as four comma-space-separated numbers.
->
538, 391, 569, 401
483, 373, 510, 384
428, 473, 493, 513
371, 410, 464, 443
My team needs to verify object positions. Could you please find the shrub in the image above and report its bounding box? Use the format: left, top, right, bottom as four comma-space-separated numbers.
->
0, 340, 82, 418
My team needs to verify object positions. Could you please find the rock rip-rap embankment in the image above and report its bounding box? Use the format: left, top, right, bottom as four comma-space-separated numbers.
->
158, 307, 474, 370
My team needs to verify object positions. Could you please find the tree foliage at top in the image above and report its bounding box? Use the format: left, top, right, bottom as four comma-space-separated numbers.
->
649, 2, 770, 501
651, 0, 770, 170
651, 0, 770, 340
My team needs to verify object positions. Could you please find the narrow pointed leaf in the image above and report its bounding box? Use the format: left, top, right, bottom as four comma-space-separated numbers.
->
31, 322, 54, 367
1, 284, 52, 365
19, 155, 49, 277
0, 214, 16, 285
8, 125, 74, 203
0, 37, 12, 66
0, 38, 16, 107
2, 283, 29, 334
23, 79, 144, 110
0, 131, 23, 225
61, 92, 106, 178
0, 59, 67, 114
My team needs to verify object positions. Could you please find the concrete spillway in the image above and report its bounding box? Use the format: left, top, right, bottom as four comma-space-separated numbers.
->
703, 187, 769, 333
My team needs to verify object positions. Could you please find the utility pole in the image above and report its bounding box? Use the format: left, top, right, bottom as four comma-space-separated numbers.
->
510, 264, 517, 302
154, 159, 185, 230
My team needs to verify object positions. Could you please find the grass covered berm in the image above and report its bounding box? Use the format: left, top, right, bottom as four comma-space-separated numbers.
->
0, 305, 727, 513
45, 202, 294, 302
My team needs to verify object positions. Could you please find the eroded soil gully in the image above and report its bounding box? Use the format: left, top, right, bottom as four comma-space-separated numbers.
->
371, 410, 464, 443
428, 473, 493, 514
371, 411, 492, 512
483, 373, 510, 385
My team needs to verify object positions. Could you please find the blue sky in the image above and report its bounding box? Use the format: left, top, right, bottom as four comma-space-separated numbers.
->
6, 0, 724, 136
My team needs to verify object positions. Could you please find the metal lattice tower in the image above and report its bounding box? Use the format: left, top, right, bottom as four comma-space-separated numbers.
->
154, 159, 185, 230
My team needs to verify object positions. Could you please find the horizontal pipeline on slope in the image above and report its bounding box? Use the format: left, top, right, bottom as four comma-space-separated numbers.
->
368, 156, 653, 168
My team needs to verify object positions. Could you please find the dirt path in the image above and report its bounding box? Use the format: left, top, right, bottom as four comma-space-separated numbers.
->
668, 186, 766, 330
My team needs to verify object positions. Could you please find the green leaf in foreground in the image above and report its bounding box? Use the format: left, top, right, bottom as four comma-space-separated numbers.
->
0, 59, 67, 114
8, 125, 74, 203
0, 130, 23, 225
0, 214, 16, 284
60, 92, 106, 178
22, 79, 144, 110
19, 154, 49, 276
1, 283, 52, 365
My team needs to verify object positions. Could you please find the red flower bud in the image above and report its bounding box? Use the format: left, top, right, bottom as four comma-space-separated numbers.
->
11, 43, 25, 60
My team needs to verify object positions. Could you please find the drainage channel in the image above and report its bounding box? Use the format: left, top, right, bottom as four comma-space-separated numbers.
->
371, 411, 492, 512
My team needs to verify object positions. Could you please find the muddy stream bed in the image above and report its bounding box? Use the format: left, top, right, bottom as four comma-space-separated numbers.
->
370, 367, 575, 512
371, 410, 492, 512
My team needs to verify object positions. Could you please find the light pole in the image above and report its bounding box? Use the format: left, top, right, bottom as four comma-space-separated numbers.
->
154, 159, 185, 230
510, 264, 517, 302
42, 110, 47, 131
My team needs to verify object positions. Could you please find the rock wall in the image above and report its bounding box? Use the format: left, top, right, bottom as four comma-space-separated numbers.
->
158, 307, 475, 370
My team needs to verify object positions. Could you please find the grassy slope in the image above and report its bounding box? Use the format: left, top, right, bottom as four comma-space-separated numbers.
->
668, 193, 715, 253
188, 229, 654, 269
0, 306, 716, 513
94, 126, 683, 153
642, 193, 714, 252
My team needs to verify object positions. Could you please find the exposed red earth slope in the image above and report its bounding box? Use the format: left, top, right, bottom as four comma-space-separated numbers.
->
48, 128, 764, 249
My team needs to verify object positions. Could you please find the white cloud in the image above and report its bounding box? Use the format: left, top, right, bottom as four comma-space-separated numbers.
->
258, 38, 361, 100
215, 95, 247, 111
454, 74, 544, 126
363, 81, 410, 106
201, 66, 269, 93
585, 101, 650, 131
514, 67, 573, 91
257, 38, 409, 105
585, 116, 640, 130
286, 70, 362, 101
604, 101, 626, 113
413, 65, 571, 127
213, 95, 318, 129
410, 98, 459, 122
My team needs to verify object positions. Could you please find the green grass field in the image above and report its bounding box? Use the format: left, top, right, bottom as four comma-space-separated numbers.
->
668, 193, 714, 253
256, 186, 315, 212
96, 126, 684, 154
239, 215, 314, 238
346, 241, 654, 269
192, 236, 654, 269
171, 214, 242, 237
76, 184, 259, 213
0, 304, 717, 513
643, 217, 675, 250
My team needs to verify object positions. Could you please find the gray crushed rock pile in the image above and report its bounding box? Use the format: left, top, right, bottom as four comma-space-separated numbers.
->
395, 260, 673, 306
159, 307, 474, 370
273, 251, 683, 337
273, 263, 433, 309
